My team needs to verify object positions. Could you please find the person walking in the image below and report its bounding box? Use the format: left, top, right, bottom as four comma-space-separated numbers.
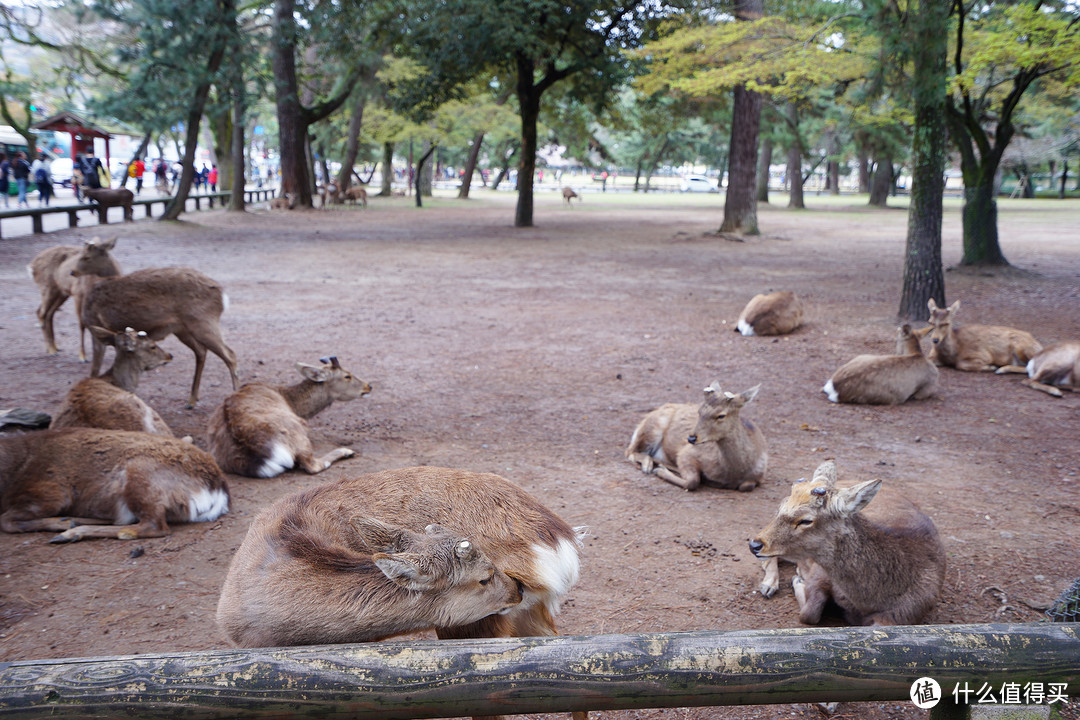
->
12, 151, 32, 208
208, 164, 218, 192
80, 149, 104, 191
0, 153, 10, 208
132, 156, 146, 194
31, 154, 53, 206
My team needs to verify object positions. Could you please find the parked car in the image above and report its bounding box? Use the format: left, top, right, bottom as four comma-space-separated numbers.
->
680, 175, 720, 193
50, 158, 74, 188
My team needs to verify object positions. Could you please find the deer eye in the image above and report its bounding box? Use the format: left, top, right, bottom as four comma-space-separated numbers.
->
479, 572, 494, 586
715, 412, 727, 420
796, 518, 814, 527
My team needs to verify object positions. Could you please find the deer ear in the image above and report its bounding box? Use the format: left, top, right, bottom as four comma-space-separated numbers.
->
948, 300, 961, 314
99, 236, 118, 251
812, 460, 838, 486
703, 381, 722, 396
927, 298, 938, 313
373, 552, 436, 591
296, 362, 330, 383
738, 384, 761, 405
89, 326, 117, 345
833, 478, 882, 516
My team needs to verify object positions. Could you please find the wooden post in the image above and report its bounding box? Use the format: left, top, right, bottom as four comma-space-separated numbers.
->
31, 211, 43, 234
0, 624, 1076, 719
66, 209, 78, 228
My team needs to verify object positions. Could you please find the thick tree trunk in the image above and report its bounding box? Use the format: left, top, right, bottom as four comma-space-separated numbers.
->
785, 104, 804, 209
379, 142, 393, 196
868, 155, 892, 207
515, 55, 541, 228
961, 180, 1007, 265
336, 94, 366, 192
271, 0, 310, 207
857, 149, 870, 194
229, 79, 246, 211
828, 161, 840, 196
719, 0, 763, 234
898, 0, 948, 321
756, 135, 771, 203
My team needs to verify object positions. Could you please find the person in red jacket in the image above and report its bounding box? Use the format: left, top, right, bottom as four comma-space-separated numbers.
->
208, 164, 219, 192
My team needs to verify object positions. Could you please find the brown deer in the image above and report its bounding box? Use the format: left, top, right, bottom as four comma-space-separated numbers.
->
82, 187, 135, 223
749, 460, 945, 626
269, 194, 294, 210
626, 382, 767, 492
216, 466, 584, 647
27, 237, 122, 359
76, 266, 240, 408
50, 327, 175, 436
0, 427, 229, 543
562, 187, 579, 204
923, 298, 1042, 371
823, 324, 939, 404
207, 356, 371, 478
343, 186, 368, 207
996, 341, 1080, 397
735, 291, 804, 336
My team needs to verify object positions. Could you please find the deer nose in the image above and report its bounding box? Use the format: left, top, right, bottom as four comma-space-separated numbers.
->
687, 434, 697, 445
931, 337, 939, 344
748, 539, 764, 555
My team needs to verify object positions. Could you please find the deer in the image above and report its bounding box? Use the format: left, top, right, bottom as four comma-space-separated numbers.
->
626, 382, 767, 492
216, 465, 584, 648
823, 324, 939, 404
81, 187, 135, 223
27, 237, 122, 359
922, 298, 1042, 372
735, 291, 804, 337
75, 265, 240, 408
0, 427, 229, 543
50, 327, 175, 436
343, 186, 368, 207
269, 194, 294, 210
207, 356, 371, 478
749, 460, 945, 626
562, 187, 579, 204
996, 341, 1080, 397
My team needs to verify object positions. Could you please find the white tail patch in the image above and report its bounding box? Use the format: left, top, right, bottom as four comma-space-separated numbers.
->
222, 292, 230, 312
26, 263, 34, 280
737, 319, 755, 336
142, 406, 158, 434
189, 487, 230, 522
1026, 359, 1035, 377
822, 379, 839, 403
524, 537, 582, 615
257, 442, 295, 478
115, 499, 137, 526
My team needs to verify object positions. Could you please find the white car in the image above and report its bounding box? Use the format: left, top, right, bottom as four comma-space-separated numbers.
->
50, 158, 74, 187
680, 175, 719, 193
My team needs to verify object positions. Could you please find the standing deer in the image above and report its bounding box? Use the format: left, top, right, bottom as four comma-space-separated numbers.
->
343, 186, 368, 207
823, 324, 939, 404
50, 327, 175, 436
749, 460, 945, 626
207, 356, 371, 478
0, 428, 229, 543
923, 298, 1041, 371
28, 237, 122, 359
217, 466, 583, 647
562, 187, 579, 204
735, 291, 804, 336
82, 187, 135, 223
996, 341, 1080, 397
76, 265, 240, 407
626, 382, 767, 492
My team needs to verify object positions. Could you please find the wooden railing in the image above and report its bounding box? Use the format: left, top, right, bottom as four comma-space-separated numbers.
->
0, 623, 1075, 719
0, 189, 278, 239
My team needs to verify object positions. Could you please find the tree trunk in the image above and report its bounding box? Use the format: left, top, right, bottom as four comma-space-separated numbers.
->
229, 74, 246, 211
898, 0, 948, 321
785, 104, 804, 209
719, 0, 763, 234
961, 179, 1007, 265
756, 135, 772, 204
515, 54, 541, 228
857, 148, 870, 194
828, 160, 840, 196
868, 155, 892, 207
379, 142, 393, 196
336, 94, 366, 192
1061, 159, 1068, 199
458, 132, 484, 199
413, 144, 436, 208
271, 0, 310, 206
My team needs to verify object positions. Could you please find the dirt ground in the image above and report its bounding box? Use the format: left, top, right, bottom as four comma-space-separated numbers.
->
1, 190, 1078, 720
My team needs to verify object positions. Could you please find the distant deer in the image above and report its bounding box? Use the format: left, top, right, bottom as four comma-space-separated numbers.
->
81, 187, 135, 223
0, 427, 229, 543
217, 466, 584, 648
626, 382, 767, 492
823, 324, 938, 404
996, 341, 1080, 397
562, 187, 579, 204
269, 194, 294, 210
343, 186, 368, 207
27, 237, 122, 359
923, 298, 1041, 372
51, 326, 175, 436
76, 265, 240, 408
736, 291, 804, 336
749, 459, 945, 626
207, 356, 371, 478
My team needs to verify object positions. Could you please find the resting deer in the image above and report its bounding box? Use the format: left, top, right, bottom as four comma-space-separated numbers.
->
51, 326, 175, 436
823, 324, 938, 404
76, 265, 240, 408
736, 291, 804, 337
626, 382, 767, 492
0, 428, 229, 543
217, 466, 584, 647
562, 187, 579, 204
749, 460, 945, 626
996, 341, 1080, 397
923, 298, 1041, 372
207, 356, 371, 478
28, 237, 122, 359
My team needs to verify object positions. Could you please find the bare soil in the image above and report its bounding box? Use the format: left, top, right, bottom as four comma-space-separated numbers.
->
1, 191, 1078, 720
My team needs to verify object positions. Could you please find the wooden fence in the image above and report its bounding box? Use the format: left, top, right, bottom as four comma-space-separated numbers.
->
0, 189, 278, 239
0, 623, 1076, 719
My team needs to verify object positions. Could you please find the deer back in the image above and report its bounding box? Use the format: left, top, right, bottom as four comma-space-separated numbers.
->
81, 267, 227, 338
736, 291, 804, 336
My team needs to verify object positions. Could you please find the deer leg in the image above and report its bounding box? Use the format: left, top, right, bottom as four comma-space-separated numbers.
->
204, 333, 240, 390
40, 289, 68, 354
627, 451, 655, 473
89, 334, 108, 376
654, 464, 701, 491
174, 332, 208, 407
1, 512, 111, 534
295, 447, 355, 474
793, 561, 831, 625
994, 364, 1029, 375
759, 557, 780, 598
50, 519, 169, 543
1022, 379, 1065, 398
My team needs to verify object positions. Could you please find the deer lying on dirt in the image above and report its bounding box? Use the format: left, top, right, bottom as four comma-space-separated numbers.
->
217, 466, 584, 647
923, 298, 1042, 372
82, 187, 135, 223
28, 237, 122, 359
343, 186, 368, 207
0, 427, 229, 542
736, 291, 804, 336
207, 356, 371, 478
823, 324, 938, 405
51, 327, 175, 436
626, 382, 767, 492
269, 194, 293, 210
749, 460, 945, 625
562, 187, 579, 204
75, 265, 240, 408
996, 341, 1080, 397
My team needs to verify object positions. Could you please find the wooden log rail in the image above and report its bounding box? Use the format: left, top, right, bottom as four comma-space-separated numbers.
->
0, 190, 278, 238
0, 623, 1076, 719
